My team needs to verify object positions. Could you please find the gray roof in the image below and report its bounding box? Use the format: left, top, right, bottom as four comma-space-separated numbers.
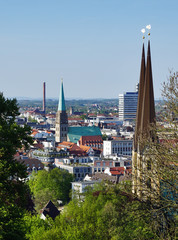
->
41, 200, 60, 220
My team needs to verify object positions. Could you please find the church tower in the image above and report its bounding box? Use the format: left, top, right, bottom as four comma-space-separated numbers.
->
55, 79, 68, 143
132, 30, 156, 198
132, 42, 146, 195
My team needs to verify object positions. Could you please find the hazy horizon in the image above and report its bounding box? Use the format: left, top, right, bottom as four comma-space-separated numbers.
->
0, 0, 177, 99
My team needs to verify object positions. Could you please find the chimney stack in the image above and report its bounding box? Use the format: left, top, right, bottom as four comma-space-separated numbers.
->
43, 82, 46, 114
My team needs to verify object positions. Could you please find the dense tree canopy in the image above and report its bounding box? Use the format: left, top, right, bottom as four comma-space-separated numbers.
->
0, 94, 32, 240
24, 183, 158, 240
28, 168, 74, 212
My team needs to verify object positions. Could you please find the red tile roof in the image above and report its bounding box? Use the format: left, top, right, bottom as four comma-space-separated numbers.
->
110, 171, 124, 175
79, 145, 91, 153
126, 168, 132, 174
79, 135, 103, 145
110, 167, 125, 171
110, 167, 125, 175
57, 141, 88, 156
69, 144, 86, 156
57, 141, 75, 148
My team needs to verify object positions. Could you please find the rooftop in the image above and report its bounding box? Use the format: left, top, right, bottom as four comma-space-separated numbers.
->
68, 126, 101, 143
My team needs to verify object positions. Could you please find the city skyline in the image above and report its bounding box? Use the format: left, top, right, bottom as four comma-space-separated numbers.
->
0, 0, 178, 99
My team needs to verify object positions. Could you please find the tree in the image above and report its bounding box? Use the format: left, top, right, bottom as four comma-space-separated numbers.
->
80, 114, 87, 120
23, 212, 59, 240
162, 71, 178, 122
134, 71, 177, 238
102, 133, 107, 140
28, 116, 37, 123
0, 94, 32, 240
28, 168, 73, 212
25, 183, 157, 240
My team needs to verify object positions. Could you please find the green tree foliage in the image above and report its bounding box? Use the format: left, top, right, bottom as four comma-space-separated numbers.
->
162, 71, 178, 121
102, 133, 107, 140
80, 114, 87, 120
25, 184, 158, 240
28, 168, 73, 212
0, 94, 32, 240
28, 116, 37, 123
23, 212, 59, 240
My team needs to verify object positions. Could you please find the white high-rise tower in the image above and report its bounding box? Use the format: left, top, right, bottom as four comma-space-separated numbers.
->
118, 85, 138, 121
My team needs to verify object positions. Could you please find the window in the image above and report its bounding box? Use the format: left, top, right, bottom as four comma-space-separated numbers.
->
115, 162, 120, 167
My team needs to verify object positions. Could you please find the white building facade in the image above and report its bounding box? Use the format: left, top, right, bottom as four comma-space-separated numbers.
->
72, 181, 98, 194
103, 140, 133, 157
118, 92, 138, 121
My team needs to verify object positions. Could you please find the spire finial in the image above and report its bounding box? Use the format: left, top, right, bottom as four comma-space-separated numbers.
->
61, 77, 63, 83
146, 24, 151, 38
141, 28, 145, 40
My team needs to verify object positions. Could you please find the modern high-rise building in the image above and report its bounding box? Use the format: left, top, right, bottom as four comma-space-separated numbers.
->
118, 89, 138, 121
55, 79, 68, 143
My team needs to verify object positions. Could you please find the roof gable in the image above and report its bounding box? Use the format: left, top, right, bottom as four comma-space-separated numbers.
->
41, 200, 60, 220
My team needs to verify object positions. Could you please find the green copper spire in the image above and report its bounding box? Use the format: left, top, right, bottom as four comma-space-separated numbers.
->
58, 78, 66, 111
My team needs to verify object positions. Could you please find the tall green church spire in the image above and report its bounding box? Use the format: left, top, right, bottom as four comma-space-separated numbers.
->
56, 78, 68, 143
58, 78, 66, 111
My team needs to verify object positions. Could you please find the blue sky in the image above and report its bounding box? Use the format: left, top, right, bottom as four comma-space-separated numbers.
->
0, 0, 177, 99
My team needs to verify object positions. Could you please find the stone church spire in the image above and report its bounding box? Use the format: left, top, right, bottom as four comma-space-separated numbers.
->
132, 42, 146, 194
134, 43, 146, 151
140, 40, 156, 137
55, 79, 68, 143
132, 37, 156, 197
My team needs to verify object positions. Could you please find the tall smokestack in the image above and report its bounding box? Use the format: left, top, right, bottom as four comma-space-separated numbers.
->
43, 82, 46, 114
